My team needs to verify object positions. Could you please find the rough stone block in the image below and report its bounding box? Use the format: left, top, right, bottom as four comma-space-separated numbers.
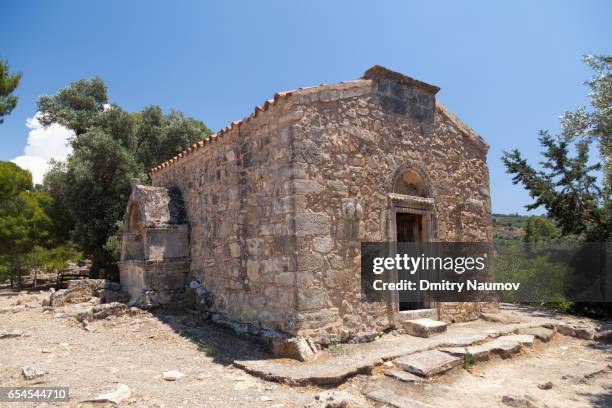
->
403, 318, 447, 338
518, 327, 555, 342
395, 350, 460, 377
439, 345, 491, 362
271, 336, 317, 362
294, 213, 330, 236
384, 369, 428, 383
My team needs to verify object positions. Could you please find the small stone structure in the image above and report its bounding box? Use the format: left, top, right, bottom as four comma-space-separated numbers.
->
117, 184, 190, 305
119, 65, 497, 345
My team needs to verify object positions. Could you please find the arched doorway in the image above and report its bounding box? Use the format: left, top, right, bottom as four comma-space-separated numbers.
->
122, 200, 145, 260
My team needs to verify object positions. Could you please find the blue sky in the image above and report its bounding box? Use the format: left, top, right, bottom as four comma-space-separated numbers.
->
1, 1, 610, 214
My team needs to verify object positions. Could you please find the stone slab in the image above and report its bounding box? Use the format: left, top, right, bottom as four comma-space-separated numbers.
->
234, 319, 559, 385
485, 338, 522, 358
384, 370, 428, 383
403, 318, 447, 338
498, 334, 535, 347
395, 350, 460, 377
518, 327, 555, 342
439, 345, 491, 362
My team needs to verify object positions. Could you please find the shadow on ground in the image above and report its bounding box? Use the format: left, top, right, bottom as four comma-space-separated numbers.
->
150, 307, 273, 366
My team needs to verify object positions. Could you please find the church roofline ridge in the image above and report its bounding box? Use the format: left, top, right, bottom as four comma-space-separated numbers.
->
149, 65, 445, 176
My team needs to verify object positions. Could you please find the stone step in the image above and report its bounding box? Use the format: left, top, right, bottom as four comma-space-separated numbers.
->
440, 334, 535, 361
384, 370, 428, 383
395, 350, 460, 377
403, 318, 447, 338
439, 345, 491, 362
518, 326, 555, 342
396, 309, 438, 323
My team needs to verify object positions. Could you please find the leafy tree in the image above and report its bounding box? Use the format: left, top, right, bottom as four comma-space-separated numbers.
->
502, 55, 611, 242
38, 76, 108, 136
0, 162, 53, 288
24, 243, 83, 287
0, 59, 21, 124
40, 77, 211, 274
523, 217, 559, 244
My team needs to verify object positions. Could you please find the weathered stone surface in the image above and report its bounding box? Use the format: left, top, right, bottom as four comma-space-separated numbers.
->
439, 345, 490, 362
498, 334, 535, 347
556, 322, 576, 337
518, 327, 555, 342
91, 303, 127, 320
395, 350, 460, 377
501, 395, 536, 408
270, 336, 317, 362
485, 337, 522, 358
573, 327, 595, 340
538, 381, 553, 390
480, 313, 521, 324
0, 329, 25, 339
305, 390, 370, 408
118, 184, 190, 307
0, 305, 26, 314
95, 384, 131, 404
403, 318, 447, 338
21, 365, 46, 380
162, 370, 186, 381
384, 369, 428, 383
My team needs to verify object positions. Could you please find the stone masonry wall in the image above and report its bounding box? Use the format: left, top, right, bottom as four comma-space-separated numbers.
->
286, 77, 493, 342
152, 100, 303, 334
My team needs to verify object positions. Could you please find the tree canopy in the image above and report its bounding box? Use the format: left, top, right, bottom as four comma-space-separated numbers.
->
40, 76, 212, 273
0, 59, 22, 124
502, 55, 611, 241
0, 162, 53, 287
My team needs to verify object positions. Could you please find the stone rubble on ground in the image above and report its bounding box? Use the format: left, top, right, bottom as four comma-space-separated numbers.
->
162, 370, 186, 381
0, 329, 25, 339
537, 381, 553, 390
21, 365, 47, 380
501, 394, 537, 408
96, 384, 131, 404
305, 390, 371, 408
270, 335, 318, 362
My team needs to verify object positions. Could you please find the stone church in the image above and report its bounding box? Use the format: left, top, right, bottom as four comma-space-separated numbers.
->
118, 66, 496, 345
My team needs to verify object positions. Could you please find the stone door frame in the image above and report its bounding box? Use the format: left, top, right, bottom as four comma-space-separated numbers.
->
386, 193, 437, 315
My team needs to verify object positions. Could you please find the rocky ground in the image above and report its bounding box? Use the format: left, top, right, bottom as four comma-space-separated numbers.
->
0, 283, 610, 408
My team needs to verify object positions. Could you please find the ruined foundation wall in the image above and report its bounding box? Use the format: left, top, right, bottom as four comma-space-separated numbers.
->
287, 78, 494, 342
151, 101, 303, 333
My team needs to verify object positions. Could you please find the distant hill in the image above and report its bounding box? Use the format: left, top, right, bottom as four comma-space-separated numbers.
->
492, 213, 530, 242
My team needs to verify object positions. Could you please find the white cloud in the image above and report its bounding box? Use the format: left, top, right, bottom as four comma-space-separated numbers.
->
12, 113, 74, 184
